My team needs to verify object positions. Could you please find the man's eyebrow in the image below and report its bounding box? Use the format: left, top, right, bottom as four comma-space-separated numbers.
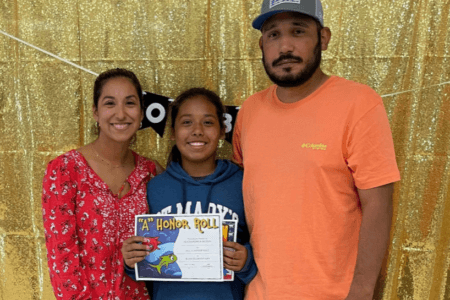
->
262, 20, 310, 33
262, 23, 277, 33
292, 20, 310, 27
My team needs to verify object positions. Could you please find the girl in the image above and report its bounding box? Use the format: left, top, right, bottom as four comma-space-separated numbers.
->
122, 88, 257, 300
42, 68, 163, 299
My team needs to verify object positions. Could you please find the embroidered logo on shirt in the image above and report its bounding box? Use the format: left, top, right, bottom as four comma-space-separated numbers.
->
270, 0, 301, 9
302, 143, 327, 151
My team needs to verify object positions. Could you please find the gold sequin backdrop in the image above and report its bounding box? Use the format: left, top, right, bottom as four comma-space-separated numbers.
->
0, 0, 449, 299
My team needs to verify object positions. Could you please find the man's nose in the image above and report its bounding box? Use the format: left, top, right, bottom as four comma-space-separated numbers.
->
279, 35, 294, 54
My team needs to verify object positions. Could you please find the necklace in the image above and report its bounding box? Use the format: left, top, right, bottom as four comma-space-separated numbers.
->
93, 148, 128, 168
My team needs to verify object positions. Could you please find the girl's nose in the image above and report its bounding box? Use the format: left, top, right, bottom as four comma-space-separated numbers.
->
192, 123, 204, 136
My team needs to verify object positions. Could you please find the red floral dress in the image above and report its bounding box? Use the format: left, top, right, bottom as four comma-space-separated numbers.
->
42, 150, 156, 300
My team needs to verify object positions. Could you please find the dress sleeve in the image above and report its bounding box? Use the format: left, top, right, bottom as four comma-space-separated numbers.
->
42, 157, 90, 300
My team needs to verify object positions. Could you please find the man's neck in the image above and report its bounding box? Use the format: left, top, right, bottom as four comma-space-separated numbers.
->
276, 69, 329, 104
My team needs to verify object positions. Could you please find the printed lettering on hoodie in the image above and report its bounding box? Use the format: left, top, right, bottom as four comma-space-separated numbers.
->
158, 201, 239, 223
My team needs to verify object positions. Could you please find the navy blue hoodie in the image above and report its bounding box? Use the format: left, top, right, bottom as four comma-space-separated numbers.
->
125, 160, 257, 300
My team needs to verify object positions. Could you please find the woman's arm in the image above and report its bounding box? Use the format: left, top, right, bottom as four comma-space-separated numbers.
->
42, 158, 90, 299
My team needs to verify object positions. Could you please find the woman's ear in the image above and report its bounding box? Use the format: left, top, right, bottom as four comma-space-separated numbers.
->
92, 105, 99, 123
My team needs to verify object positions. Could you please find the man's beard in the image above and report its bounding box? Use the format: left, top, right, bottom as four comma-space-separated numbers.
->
262, 39, 322, 88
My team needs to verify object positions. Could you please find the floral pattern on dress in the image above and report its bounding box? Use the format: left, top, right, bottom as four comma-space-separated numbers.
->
42, 150, 156, 300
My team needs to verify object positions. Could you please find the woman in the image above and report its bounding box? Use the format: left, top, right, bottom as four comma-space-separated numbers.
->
42, 68, 163, 299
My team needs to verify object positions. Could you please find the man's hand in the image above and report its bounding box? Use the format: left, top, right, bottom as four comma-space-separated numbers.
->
223, 241, 248, 272
121, 236, 150, 268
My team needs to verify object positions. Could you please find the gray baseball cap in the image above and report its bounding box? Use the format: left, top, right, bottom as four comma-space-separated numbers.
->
252, 0, 324, 30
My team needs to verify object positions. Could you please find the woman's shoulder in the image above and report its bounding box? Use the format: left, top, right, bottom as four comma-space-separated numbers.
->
133, 152, 165, 175
43, 150, 85, 183
46, 149, 83, 169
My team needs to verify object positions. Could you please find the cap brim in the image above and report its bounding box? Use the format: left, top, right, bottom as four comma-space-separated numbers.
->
252, 10, 288, 30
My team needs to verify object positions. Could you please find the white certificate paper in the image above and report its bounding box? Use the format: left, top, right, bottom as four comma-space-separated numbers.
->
135, 214, 224, 281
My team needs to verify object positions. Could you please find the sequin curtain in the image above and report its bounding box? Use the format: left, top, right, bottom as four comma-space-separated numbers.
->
0, 0, 449, 299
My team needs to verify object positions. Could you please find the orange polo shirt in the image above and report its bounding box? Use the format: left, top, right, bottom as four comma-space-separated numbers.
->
232, 76, 400, 300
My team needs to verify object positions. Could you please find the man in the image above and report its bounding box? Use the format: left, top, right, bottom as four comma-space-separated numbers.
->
232, 0, 401, 299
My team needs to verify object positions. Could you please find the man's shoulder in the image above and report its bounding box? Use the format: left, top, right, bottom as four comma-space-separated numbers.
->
329, 76, 380, 97
323, 76, 383, 110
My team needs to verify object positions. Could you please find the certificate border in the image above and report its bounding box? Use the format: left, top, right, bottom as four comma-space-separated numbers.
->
134, 214, 224, 282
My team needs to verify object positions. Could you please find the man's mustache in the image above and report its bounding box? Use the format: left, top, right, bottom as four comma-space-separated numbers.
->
272, 54, 303, 67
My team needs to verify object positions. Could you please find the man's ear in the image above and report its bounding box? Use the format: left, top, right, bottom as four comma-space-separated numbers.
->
259, 36, 263, 51
320, 27, 331, 51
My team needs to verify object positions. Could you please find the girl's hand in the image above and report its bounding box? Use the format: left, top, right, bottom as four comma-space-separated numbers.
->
121, 236, 150, 268
223, 241, 248, 272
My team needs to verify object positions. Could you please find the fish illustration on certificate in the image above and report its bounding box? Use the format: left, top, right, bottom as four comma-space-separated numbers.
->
135, 214, 224, 281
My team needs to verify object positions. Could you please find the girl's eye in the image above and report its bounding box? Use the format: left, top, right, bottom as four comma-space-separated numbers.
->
204, 120, 214, 125
182, 120, 192, 125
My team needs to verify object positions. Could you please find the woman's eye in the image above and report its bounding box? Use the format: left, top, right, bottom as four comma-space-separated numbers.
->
105, 101, 114, 106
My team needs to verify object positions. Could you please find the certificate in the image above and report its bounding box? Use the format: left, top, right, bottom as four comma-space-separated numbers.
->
135, 214, 224, 281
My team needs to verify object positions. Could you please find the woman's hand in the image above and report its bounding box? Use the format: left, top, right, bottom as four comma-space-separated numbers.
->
223, 241, 248, 272
121, 236, 150, 268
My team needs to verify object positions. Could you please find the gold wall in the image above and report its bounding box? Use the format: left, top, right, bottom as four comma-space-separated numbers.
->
0, 0, 449, 299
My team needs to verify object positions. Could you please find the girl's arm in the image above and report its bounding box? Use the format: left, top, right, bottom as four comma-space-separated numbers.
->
42, 158, 90, 299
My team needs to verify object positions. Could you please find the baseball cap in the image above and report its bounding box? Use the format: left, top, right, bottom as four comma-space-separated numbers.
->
252, 0, 324, 30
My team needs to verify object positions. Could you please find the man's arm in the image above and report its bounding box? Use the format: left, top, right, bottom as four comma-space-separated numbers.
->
345, 183, 394, 300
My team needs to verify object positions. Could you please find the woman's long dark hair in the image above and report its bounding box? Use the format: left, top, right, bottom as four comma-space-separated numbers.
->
167, 88, 225, 167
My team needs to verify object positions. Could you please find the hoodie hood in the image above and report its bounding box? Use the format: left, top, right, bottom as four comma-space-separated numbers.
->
166, 159, 240, 185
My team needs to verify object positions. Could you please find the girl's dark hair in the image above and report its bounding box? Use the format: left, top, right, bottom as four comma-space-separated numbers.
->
93, 68, 144, 110
167, 88, 226, 166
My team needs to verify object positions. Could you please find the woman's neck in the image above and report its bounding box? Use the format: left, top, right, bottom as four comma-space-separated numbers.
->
93, 136, 131, 165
